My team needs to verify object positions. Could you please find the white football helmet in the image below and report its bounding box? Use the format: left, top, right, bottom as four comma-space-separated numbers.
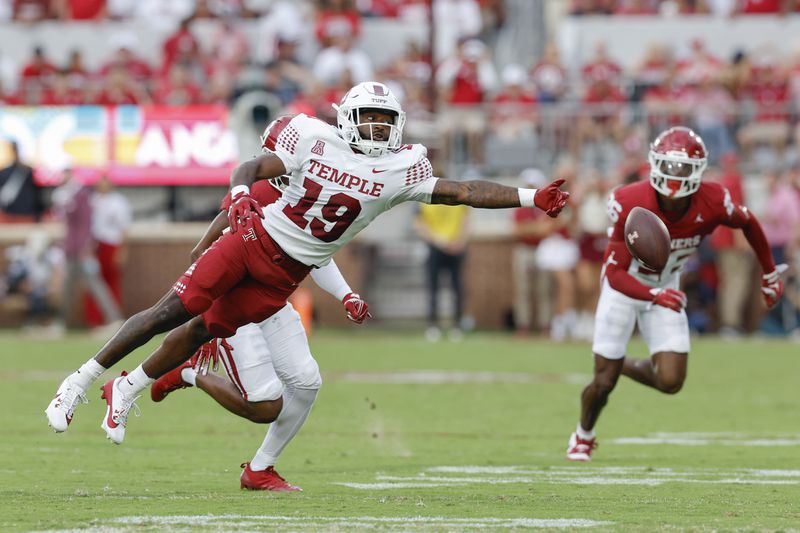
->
333, 81, 406, 157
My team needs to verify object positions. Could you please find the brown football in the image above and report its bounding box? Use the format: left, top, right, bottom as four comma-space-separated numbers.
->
623, 206, 671, 272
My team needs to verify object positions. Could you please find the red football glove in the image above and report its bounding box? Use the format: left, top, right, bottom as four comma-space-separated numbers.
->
192, 338, 233, 375
534, 178, 570, 218
649, 288, 687, 312
227, 190, 264, 233
343, 292, 371, 324
761, 264, 787, 308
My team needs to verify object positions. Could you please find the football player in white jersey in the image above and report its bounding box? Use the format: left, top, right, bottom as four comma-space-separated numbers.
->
46, 82, 570, 459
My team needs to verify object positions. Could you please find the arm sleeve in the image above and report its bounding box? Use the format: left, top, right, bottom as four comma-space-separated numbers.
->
604, 239, 657, 301
390, 156, 439, 206
309, 259, 353, 301
717, 187, 776, 273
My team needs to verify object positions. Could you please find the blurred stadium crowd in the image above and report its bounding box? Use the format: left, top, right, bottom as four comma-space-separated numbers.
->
0, 0, 799, 340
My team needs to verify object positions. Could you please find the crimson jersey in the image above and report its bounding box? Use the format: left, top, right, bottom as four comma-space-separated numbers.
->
605, 180, 745, 291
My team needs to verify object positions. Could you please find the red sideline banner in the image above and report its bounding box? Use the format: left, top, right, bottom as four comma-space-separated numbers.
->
0, 105, 239, 186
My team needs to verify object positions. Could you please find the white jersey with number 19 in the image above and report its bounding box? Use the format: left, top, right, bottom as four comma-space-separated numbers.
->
261, 113, 438, 267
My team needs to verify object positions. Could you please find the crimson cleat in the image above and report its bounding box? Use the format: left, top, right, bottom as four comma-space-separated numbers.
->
240, 463, 302, 492
150, 357, 196, 403
100, 371, 140, 445
566, 432, 597, 462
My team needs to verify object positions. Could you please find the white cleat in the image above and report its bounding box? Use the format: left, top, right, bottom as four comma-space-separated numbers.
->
45, 378, 88, 432
566, 432, 597, 462
100, 372, 140, 445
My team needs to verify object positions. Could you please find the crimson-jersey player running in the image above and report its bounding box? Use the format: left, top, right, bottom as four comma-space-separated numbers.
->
45, 81, 569, 456
148, 141, 370, 490
566, 126, 785, 462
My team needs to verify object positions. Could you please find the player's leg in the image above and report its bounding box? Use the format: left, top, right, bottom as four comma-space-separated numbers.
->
425, 245, 443, 340
242, 304, 322, 490
46, 230, 247, 434
622, 351, 687, 394
567, 280, 637, 461
622, 300, 691, 394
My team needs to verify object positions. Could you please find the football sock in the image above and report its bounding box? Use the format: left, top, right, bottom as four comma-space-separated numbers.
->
69, 359, 106, 391
576, 423, 595, 440
180, 367, 197, 386
250, 386, 318, 470
117, 365, 154, 399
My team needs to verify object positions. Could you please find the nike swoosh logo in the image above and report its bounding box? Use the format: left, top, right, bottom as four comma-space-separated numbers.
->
372, 169, 388, 174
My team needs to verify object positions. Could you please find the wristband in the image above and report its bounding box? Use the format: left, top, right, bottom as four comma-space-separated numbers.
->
231, 185, 250, 198
518, 188, 537, 208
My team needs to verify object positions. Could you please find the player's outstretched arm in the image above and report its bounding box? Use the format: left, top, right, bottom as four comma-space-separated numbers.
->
724, 206, 784, 307
190, 210, 229, 262
431, 178, 569, 217
310, 260, 371, 324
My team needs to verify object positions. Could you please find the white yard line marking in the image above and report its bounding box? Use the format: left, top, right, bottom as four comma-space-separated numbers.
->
325, 370, 590, 385
612, 432, 800, 447
107, 515, 613, 530
336, 465, 800, 490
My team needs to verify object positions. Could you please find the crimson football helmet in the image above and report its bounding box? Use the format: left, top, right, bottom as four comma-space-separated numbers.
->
648, 126, 708, 199
260, 115, 295, 191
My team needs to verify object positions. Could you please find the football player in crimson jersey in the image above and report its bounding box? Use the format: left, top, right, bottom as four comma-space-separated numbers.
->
46, 81, 569, 450
145, 124, 370, 490
566, 126, 785, 462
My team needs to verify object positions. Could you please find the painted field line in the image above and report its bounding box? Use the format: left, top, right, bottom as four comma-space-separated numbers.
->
109, 514, 613, 530
611, 431, 800, 447
325, 370, 590, 385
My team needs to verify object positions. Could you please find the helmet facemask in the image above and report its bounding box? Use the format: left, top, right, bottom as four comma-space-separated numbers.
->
333, 82, 406, 157
648, 150, 707, 198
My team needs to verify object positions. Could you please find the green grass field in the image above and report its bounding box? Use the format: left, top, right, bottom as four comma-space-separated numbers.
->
1, 330, 798, 531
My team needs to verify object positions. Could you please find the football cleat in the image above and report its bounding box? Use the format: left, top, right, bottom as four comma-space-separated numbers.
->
150, 358, 196, 403
240, 462, 302, 492
100, 372, 140, 445
45, 378, 88, 432
566, 432, 597, 462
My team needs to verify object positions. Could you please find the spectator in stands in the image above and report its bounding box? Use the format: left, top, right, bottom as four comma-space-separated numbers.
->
643, 69, 689, 130
99, 37, 153, 84
581, 41, 622, 86
51, 168, 122, 330
43, 69, 85, 104
529, 42, 567, 104
632, 43, 673, 100
13, 0, 51, 21
676, 39, 723, 86
20, 46, 57, 91
208, 16, 250, 79
95, 64, 151, 105
415, 199, 470, 342
0, 141, 43, 223
478, 0, 505, 45
574, 74, 626, 174
432, 0, 483, 60
760, 170, 800, 333
573, 170, 609, 341
737, 60, 790, 163
511, 168, 551, 335
436, 38, 496, 164
313, 34, 374, 86
64, 49, 91, 92
53, 0, 107, 20
107, 0, 194, 27
736, 0, 791, 15
489, 64, 537, 141
256, 0, 306, 64
685, 74, 736, 165
84, 174, 131, 328
315, 0, 361, 48
569, 0, 614, 15
708, 155, 752, 337
153, 62, 202, 105
162, 17, 200, 75
613, 0, 659, 14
